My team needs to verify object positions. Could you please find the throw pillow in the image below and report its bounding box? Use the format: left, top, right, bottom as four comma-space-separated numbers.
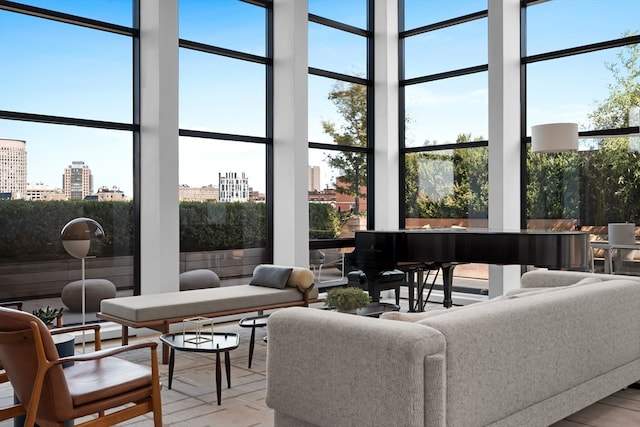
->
249, 265, 293, 289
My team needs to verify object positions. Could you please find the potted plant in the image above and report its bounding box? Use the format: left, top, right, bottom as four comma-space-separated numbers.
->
32, 306, 63, 327
325, 287, 371, 313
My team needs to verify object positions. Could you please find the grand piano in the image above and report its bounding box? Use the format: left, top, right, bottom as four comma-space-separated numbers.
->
352, 229, 589, 309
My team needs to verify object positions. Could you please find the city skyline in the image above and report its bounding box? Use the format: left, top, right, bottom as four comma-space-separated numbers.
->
1, 135, 267, 201
1, 2, 637, 200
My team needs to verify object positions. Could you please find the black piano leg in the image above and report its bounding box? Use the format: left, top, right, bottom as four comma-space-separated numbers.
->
363, 270, 380, 303
371, 284, 380, 303
407, 271, 416, 312
442, 264, 455, 308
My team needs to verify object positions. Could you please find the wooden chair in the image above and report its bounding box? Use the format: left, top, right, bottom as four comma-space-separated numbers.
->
0, 306, 162, 426
0, 301, 23, 385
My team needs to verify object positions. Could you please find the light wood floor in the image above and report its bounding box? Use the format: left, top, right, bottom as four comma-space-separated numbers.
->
2, 302, 640, 426
551, 386, 640, 426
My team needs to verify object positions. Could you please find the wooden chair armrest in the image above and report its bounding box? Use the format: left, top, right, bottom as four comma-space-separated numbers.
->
50, 324, 102, 350
56, 341, 158, 365
0, 403, 26, 422
0, 301, 23, 311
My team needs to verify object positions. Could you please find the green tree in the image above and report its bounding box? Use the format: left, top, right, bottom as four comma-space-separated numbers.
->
405, 133, 487, 219
309, 203, 341, 239
583, 39, 640, 224
588, 39, 639, 130
321, 81, 367, 214
526, 38, 640, 225
526, 151, 580, 219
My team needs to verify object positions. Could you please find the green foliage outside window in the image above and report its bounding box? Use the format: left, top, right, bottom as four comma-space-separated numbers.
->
0, 200, 266, 262
405, 136, 488, 220
322, 81, 368, 215
179, 201, 266, 251
0, 200, 133, 262
309, 203, 341, 239
404, 41, 640, 226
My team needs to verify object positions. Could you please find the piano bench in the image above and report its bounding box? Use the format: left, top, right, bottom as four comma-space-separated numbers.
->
348, 269, 405, 305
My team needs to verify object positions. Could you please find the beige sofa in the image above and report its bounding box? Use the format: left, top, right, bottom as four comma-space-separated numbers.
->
266, 270, 640, 427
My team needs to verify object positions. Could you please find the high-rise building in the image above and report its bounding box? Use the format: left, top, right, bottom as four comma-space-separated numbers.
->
0, 138, 27, 199
63, 161, 93, 200
308, 165, 321, 192
219, 172, 249, 202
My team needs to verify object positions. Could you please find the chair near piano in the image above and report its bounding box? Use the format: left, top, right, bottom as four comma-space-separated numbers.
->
343, 251, 406, 306
345, 248, 443, 312
309, 248, 345, 283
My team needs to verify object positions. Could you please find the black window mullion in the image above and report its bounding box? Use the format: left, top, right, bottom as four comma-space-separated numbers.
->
0, 0, 136, 36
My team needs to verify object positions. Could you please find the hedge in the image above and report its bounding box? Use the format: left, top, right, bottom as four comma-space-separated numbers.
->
0, 200, 266, 262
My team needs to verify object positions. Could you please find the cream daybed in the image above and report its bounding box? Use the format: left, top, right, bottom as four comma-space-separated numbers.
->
98, 265, 317, 363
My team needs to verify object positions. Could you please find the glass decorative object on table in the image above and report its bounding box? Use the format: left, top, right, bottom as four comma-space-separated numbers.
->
182, 316, 214, 344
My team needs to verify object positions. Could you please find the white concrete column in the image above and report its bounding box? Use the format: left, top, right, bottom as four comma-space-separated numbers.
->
487, 0, 522, 297
139, 0, 180, 294
273, 0, 309, 267
374, 0, 400, 230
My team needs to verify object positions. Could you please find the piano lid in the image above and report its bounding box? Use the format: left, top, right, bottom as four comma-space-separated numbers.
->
354, 229, 589, 270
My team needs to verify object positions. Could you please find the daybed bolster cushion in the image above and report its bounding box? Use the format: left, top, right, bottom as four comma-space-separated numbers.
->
416, 279, 640, 427
283, 265, 315, 290
100, 285, 310, 323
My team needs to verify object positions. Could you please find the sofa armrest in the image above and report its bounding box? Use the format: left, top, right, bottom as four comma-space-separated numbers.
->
266, 307, 446, 427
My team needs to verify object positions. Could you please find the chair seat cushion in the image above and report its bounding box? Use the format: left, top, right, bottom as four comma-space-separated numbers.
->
65, 357, 151, 407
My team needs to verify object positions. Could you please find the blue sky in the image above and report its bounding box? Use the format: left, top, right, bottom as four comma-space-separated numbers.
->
0, 0, 638, 196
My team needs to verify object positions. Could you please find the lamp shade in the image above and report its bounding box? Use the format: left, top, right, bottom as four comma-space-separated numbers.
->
531, 122, 578, 153
61, 217, 104, 259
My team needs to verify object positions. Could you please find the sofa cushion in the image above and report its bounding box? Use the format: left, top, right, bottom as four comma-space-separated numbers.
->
250, 265, 293, 289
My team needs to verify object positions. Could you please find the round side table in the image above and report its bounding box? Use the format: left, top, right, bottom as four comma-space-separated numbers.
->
239, 314, 269, 368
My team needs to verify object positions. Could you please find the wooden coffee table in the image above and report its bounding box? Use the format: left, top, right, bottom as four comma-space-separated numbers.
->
159, 332, 240, 405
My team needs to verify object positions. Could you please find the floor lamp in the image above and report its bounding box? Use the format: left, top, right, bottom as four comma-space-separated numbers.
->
61, 217, 104, 351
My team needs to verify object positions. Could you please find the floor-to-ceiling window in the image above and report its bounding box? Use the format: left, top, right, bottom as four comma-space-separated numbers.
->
400, 0, 489, 291
523, 0, 640, 274
178, 0, 271, 278
307, 0, 372, 280
0, 1, 136, 302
